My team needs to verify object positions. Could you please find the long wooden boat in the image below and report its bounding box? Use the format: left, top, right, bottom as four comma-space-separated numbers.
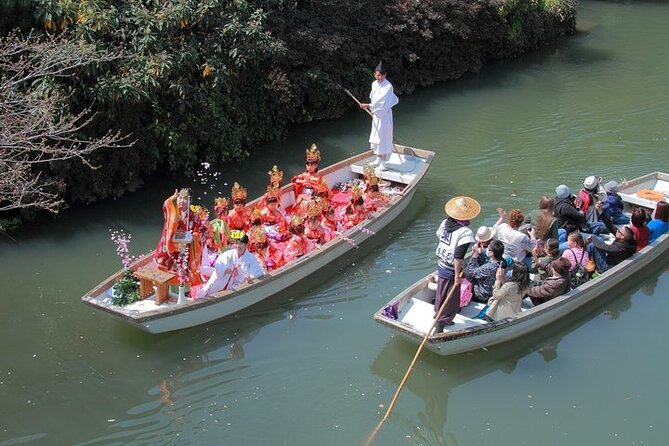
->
373, 171, 669, 356
83, 146, 434, 333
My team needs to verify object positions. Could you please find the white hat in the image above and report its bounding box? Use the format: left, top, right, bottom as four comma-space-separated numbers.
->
475, 225, 497, 242
583, 175, 601, 191
556, 185, 571, 199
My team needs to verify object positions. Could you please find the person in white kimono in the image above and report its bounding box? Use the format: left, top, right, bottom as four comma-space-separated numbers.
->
360, 61, 399, 172
197, 232, 264, 297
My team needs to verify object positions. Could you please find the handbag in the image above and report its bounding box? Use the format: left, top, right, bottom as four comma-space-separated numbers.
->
585, 257, 597, 273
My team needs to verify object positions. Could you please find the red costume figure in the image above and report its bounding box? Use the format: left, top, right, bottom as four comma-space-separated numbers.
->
321, 205, 340, 234
207, 197, 231, 254
245, 208, 263, 252
153, 188, 205, 285
291, 143, 322, 197
343, 184, 370, 230
228, 182, 251, 231
250, 227, 280, 271
304, 200, 332, 245
261, 185, 289, 241
282, 215, 310, 264
258, 165, 284, 209
363, 164, 387, 212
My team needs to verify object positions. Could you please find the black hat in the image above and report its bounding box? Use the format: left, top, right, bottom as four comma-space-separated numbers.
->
375, 60, 386, 75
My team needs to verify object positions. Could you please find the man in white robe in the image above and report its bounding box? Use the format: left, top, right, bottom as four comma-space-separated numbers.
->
360, 61, 399, 172
197, 233, 264, 297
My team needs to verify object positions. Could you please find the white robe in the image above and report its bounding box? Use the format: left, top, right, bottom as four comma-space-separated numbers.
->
197, 248, 264, 297
368, 79, 399, 155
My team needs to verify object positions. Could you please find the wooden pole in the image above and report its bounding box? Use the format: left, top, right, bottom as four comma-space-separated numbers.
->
363, 273, 462, 446
342, 88, 399, 155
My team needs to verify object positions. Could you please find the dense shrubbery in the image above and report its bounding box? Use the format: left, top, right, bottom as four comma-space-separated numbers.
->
2, 0, 576, 216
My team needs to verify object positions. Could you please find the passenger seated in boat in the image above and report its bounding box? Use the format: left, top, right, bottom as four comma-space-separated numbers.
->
228, 182, 251, 231
321, 205, 340, 234
362, 164, 386, 212
249, 228, 278, 271
281, 216, 310, 264
484, 261, 530, 321
465, 239, 504, 304
575, 175, 616, 235
629, 207, 650, 252
603, 181, 630, 225
561, 232, 589, 274
525, 257, 571, 306
196, 232, 264, 298
260, 185, 289, 242
471, 226, 496, 262
494, 208, 535, 264
292, 143, 322, 197
648, 200, 669, 243
342, 184, 370, 229
530, 238, 560, 281
585, 226, 636, 273
523, 196, 559, 241
257, 165, 284, 209
207, 197, 231, 254
153, 188, 206, 285
304, 201, 332, 245
554, 184, 590, 243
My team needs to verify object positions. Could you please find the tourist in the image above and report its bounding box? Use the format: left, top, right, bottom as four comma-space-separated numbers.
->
494, 208, 535, 264
359, 61, 399, 172
465, 239, 504, 304
196, 232, 264, 297
629, 207, 650, 251
433, 196, 480, 332
523, 196, 559, 241
575, 175, 615, 235
648, 200, 669, 243
484, 261, 530, 321
525, 257, 571, 306
553, 184, 590, 242
603, 180, 630, 224
585, 226, 636, 273
472, 225, 496, 262
530, 238, 561, 280
561, 232, 590, 269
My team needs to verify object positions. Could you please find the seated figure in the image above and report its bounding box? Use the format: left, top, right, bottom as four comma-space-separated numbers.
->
291, 143, 323, 197
304, 201, 332, 245
586, 226, 636, 273
561, 232, 589, 271
575, 175, 616, 235
603, 181, 630, 225
484, 261, 530, 321
529, 238, 560, 280
648, 200, 669, 243
228, 182, 251, 231
494, 208, 535, 263
281, 216, 311, 264
629, 207, 650, 252
465, 239, 504, 304
207, 197, 231, 254
196, 232, 264, 298
260, 185, 289, 242
525, 257, 571, 306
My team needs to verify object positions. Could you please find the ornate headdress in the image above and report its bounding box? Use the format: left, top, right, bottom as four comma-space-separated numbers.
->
350, 182, 363, 200
249, 226, 267, 244
214, 196, 229, 212
290, 214, 305, 226
307, 199, 325, 218
315, 178, 330, 195
190, 205, 209, 222
305, 143, 321, 163
266, 184, 281, 201
230, 229, 246, 241
363, 163, 380, 186
177, 188, 190, 199
231, 182, 247, 202
250, 207, 262, 223
268, 165, 284, 188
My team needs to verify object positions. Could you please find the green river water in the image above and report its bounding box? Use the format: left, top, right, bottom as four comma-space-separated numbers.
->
2, 1, 669, 445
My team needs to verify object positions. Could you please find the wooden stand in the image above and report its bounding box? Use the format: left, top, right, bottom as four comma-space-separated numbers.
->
134, 267, 176, 305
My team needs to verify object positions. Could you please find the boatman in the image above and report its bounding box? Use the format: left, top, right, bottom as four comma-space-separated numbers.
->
360, 61, 399, 172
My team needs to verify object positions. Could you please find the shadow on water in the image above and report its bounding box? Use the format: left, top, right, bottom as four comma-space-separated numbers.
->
369, 260, 667, 445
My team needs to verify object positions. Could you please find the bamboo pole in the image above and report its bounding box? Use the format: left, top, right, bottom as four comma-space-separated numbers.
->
363, 273, 462, 446
342, 87, 399, 155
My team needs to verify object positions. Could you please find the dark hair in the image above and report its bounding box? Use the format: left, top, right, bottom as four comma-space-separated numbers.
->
352, 196, 364, 207
290, 224, 304, 235
488, 239, 505, 260
308, 215, 319, 224
233, 198, 245, 205
550, 257, 571, 277
620, 226, 634, 242
631, 207, 647, 228
369, 184, 379, 192
655, 201, 669, 222
545, 238, 560, 255
267, 196, 278, 204
508, 262, 530, 292
238, 234, 249, 245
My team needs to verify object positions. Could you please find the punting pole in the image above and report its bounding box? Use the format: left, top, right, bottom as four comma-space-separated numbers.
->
342, 87, 400, 155
363, 273, 463, 446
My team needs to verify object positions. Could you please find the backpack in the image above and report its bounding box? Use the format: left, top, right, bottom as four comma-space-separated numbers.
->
567, 248, 589, 289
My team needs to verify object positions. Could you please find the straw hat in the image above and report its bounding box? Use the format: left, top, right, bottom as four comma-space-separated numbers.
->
444, 196, 480, 220
475, 225, 497, 242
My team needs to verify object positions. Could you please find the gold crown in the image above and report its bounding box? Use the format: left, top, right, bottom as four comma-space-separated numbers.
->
177, 188, 190, 199
268, 165, 284, 187
231, 182, 247, 201
290, 214, 305, 226
363, 163, 379, 186
306, 143, 321, 162
249, 226, 267, 244
307, 200, 324, 218
214, 196, 229, 210
190, 205, 209, 221
315, 178, 330, 194
266, 184, 281, 200
251, 207, 262, 221
350, 182, 363, 200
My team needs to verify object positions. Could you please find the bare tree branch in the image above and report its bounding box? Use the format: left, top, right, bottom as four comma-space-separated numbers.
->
0, 30, 134, 214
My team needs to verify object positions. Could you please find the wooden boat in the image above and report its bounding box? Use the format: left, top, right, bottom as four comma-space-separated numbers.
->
373, 171, 669, 356
83, 146, 435, 333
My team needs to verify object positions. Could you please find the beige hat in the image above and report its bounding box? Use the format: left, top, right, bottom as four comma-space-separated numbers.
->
583, 175, 601, 191
444, 196, 481, 220
475, 225, 496, 242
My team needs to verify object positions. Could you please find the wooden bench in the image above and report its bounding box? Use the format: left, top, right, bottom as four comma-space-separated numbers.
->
134, 267, 176, 305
